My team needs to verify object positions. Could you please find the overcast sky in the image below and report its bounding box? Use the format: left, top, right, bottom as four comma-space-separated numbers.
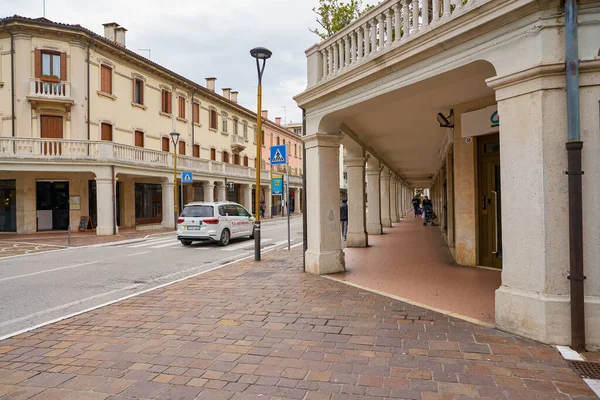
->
3, 0, 375, 124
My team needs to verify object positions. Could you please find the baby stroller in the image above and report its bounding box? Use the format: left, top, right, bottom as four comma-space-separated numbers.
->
423, 205, 434, 226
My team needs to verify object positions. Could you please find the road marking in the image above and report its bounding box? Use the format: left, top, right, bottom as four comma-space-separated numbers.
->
0, 261, 99, 283
556, 345, 584, 361
0, 283, 141, 329
0, 247, 282, 342
583, 379, 600, 398
221, 239, 273, 252
127, 237, 175, 248
150, 241, 182, 249
127, 251, 151, 257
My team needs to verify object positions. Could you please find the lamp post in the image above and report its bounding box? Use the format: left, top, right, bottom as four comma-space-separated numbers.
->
250, 46, 272, 261
170, 131, 180, 230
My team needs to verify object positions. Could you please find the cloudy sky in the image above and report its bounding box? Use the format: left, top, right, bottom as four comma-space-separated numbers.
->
3, 0, 376, 123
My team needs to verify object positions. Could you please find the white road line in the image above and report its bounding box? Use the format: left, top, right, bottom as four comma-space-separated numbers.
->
221, 239, 273, 252
127, 251, 152, 257
0, 283, 141, 329
150, 241, 182, 249
127, 237, 175, 248
0, 261, 99, 283
556, 345, 585, 361
583, 379, 600, 397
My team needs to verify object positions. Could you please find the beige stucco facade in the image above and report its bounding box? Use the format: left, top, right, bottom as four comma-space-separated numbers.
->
296, 0, 600, 349
0, 16, 302, 235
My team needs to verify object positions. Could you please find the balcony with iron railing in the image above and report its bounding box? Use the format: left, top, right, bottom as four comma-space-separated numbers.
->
0, 137, 289, 183
304, 0, 488, 88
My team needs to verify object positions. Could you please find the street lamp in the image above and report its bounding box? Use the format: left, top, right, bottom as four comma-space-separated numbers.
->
250, 46, 272, 261
170, 131, 180, 230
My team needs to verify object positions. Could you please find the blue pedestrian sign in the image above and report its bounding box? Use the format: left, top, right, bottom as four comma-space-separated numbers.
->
181, 171, 193, 183
270, 145, 287, 165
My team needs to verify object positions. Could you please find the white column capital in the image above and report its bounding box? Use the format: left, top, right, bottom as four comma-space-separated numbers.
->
345, 157, 367, 168
303, 132, 343, 149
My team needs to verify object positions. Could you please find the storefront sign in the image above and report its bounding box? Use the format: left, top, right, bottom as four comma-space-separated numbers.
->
461, 105, 499, 138
69, 195, 81, 210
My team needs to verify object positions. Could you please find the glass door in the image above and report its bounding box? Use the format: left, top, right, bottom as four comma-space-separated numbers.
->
0, 180, 16, 232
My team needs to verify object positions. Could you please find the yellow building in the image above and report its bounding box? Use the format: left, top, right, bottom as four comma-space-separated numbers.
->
0, 16, 302, 235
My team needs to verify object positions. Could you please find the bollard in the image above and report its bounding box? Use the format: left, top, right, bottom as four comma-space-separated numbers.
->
68, 225, 71, 247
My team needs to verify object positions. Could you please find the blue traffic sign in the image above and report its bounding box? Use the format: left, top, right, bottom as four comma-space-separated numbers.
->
270, 145, 287, 165
181, 171, 193, 183
272, 176, 283, 195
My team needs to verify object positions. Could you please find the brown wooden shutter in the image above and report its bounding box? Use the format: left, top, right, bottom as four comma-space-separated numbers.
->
168, 92, 172, 114
60, 53, 67, 81
140, 81, 144, 105
193, 144, 200, 158
101, 123, 113, 141
35, 49, 42, 78
193, 103, 199, 123
162, 137, 169, 152
179, 140, 185, 155
135, 131, 144, 147
132, 79, 136, 102
211, 148, 216, 160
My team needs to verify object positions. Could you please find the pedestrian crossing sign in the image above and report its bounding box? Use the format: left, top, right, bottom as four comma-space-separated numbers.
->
181, 171, 193, 183
270, 145, 287, 165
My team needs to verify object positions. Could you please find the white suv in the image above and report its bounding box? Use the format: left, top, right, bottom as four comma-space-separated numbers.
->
177, 201, 255, 246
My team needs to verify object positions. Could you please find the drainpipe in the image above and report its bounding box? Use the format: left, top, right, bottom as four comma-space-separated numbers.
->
87, 41, 91, 141
191, 90, 196, 147
565, 0, 585, 352
301, 108, 307, 272
112, 165, 117, 235
10, 31, 15, 137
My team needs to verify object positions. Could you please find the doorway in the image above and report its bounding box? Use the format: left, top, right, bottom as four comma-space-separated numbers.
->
0, 180, 16, 232
478, 134, 502, 268
36, 181, 69, 231
41, 115, 63, 155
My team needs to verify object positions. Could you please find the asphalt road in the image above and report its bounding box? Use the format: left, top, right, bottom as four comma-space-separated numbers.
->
0, 217, 303, 339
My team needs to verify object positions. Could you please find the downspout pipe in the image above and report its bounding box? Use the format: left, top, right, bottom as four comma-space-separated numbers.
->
87, 41, 91, 141
10, 31, 15, 137
564, 0, 585, 352
301, 107, 307, 272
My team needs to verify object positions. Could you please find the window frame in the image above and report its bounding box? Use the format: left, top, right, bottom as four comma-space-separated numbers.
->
209, 108, 218, 131
161, 89, 172, 114
133, 77, 144, 105
193, 102, 200, 124
100, 64, 113, 95
222, 112, 228, 133
232, 117, 239, 136
40, 50, 61, 81
178, 96, 186, 119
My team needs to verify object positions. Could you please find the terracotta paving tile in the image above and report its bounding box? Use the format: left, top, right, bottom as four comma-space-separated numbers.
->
0, 245, 592, 400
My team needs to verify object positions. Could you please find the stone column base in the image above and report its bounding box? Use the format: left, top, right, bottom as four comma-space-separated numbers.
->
305, 249, 345, 275
367, 223, 382, 235
346, 232, 368, 248
496, 286, 600, 349
382, 218, 392, 228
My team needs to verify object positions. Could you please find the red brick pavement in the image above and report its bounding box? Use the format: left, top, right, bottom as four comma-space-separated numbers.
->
0, 248, 596, 399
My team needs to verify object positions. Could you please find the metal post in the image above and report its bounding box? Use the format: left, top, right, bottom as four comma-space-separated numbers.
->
173, 145, 178, 230
565, 0, 585, 352
68, 226, 71, 247
181, 178, 184, 212
287, 163, 290, 250
254, 85, 262, 261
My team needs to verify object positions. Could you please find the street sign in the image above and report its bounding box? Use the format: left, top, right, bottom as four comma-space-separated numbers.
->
270, 145, 287, 165
181, 171, 193, 183
272, 176, 283, 195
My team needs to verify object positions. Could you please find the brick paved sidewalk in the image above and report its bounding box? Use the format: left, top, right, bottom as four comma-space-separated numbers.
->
0, 248, 596, 400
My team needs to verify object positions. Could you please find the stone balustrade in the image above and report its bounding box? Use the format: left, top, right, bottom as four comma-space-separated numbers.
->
29, 78, 71, 98
307, 0, 479, 87
0, 137, 299, 183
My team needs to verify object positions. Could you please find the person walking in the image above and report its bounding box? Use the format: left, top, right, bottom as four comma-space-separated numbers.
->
412, 195, 420, 217
340, 199, 348, 241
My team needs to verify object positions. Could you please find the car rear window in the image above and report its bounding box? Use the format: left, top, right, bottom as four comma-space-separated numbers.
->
181, 206, 214, 218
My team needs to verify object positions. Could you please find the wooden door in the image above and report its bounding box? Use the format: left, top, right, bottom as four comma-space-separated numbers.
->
40, 116, 63, 155
101, 123, 113, 141
478, 134, 502, 268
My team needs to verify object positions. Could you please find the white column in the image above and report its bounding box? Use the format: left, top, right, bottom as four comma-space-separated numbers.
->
411, 0, 420, 33
216, 182, 226, 202
370, 18, 377, 53
366, 166, 382, 235
433, 0, 440, 22
96, 178, 115, 235
357, 27, 364, 61
377, 14, 385, 50
403, 0, 410, 38
363, 23, 370, 56
380, 168, 391, 227
389, 176, 398, 223
264, 186, 272, 218
394, 3, 402, 42
422, 0, 429, 27
161, 182, 174, 229
443, 0, 451, 17
243, 185, 253, 212
345, 157, 368, 248
385, 10, 393, 46
344, 35, 351, 67
350, 32, 357, 64
321, 50, 328, 78
304, 133, 345, 275
203, 183, 214, 203
328, 46, 334, 75
446, 154, 455, 247
338, 40, 344, 70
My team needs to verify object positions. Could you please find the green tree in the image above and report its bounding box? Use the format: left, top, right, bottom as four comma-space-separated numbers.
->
310, 0, 376, 40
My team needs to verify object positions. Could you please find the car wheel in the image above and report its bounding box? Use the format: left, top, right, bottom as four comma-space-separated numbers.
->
219, 229, 230, 246
181, 240, 192, 246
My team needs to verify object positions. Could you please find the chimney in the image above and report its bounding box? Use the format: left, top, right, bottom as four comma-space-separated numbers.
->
102, 22, 118, 42
222, 88, 231, 100
261, 110, 268, 120
231, 91, 239, 103
275, 117, 281, 126
115, 27, 127, 47
205, 77, 216, 92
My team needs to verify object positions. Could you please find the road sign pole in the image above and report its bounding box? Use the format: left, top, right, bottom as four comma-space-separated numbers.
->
287, 163, 290, 251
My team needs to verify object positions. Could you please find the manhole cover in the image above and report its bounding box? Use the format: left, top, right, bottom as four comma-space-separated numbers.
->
567, 360, 600, 379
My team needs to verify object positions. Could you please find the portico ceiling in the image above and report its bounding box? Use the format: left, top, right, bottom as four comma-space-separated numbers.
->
326, 61, 497, 187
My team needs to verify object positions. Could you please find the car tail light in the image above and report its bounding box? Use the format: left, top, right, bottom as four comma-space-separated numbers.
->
177, 218, 184, 224
203, 218, 219, 224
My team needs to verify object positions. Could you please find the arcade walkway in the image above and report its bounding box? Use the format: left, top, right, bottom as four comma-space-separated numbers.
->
332, 216, 502, 326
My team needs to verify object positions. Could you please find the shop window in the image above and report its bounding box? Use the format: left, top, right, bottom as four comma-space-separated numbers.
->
0, 180, 16, 232
135, 183, 163, 225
